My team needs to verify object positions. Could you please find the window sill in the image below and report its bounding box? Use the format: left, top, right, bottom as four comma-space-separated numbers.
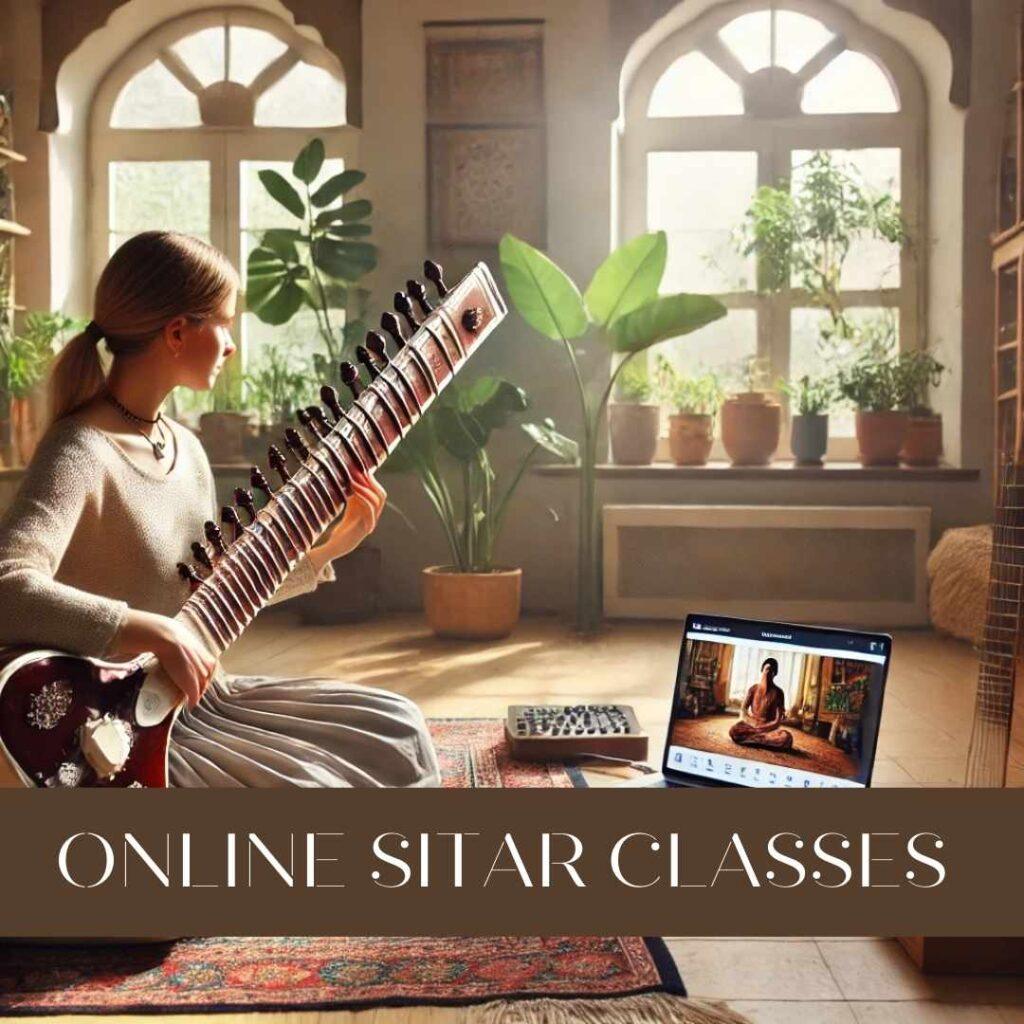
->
532, 461, 980, 482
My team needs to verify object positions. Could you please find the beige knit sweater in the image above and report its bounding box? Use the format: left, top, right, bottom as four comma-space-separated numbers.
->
0, 414, 332, 658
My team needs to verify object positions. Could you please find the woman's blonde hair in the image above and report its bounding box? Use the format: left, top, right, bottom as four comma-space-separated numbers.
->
49, 231, 239, 422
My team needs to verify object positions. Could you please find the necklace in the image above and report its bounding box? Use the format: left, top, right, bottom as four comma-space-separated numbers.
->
104, 391, 168, 461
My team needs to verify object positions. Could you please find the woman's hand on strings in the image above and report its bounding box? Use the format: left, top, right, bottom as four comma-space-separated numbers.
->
113, 609, 216, 707
312, 470, 387, 568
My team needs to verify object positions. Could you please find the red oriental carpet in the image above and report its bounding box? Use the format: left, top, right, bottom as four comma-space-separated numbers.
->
0, 720, 722, 1019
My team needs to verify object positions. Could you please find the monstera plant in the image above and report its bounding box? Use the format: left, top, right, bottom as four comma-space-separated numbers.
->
245, 137, 376, 375
499, 231, 726, 633
386, 375, 576, 639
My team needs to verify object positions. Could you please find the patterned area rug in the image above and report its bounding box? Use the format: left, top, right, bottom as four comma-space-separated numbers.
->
0, 936, 684, 1015
430, 718, 587, 789
0, 720, 696, 1018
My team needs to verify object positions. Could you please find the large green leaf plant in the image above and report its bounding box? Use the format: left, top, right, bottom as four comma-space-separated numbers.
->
245, 138, 376, 377
385, 376, 576, 573
499, 231, 726, 633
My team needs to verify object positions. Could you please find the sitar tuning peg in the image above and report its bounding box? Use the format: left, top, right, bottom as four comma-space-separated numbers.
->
356, 344, 380, 381
366, 330, 390, 364
268, 444, 291, 484
306, 405, 330, 437
320, 384, 344, 423
204, 520, 227, 556
407, 279, 434, 317
380, 311, 406, 349
234, 487, 258, 524
424, 260, 448, 299
284, 427, 311, 461
177, 562, 202, 588
250, 465, 273, 501
296, 407, 319, 437
221, 505, 243, 542
394, 291, 420, 333
191, 542, 213, 573
340, 360, 363, 399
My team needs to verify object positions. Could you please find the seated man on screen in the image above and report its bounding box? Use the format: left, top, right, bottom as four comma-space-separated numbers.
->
728, 657, 794, 751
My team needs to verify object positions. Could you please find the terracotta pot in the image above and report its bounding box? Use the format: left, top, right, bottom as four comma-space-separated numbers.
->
790, 413, 828, 466
422, 565, 522, 640
608, 402, 659, 466
855, 410, 909, 466
720, 392, 781, 466
10, 396, 39, 466
900, 413, 943, 467
199, 412, 250, 464
668, 413, 713, 466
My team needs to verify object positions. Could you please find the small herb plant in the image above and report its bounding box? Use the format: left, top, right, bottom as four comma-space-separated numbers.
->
614, 359, 654, 404
1, 311, 86, 399
779, 374, 834, 416
655, 355, 723, 416
895, 349, 945, 415
243, 343, 315, 425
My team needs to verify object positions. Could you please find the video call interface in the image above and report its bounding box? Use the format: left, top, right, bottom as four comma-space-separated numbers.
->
667, 617, 888, 788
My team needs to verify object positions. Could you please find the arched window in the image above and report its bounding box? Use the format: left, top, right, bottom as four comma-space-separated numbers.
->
620, 0, 926, 452
90, 8, 357, 373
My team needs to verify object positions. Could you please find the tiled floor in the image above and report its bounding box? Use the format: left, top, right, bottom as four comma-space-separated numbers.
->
220, 613, 1018, 1022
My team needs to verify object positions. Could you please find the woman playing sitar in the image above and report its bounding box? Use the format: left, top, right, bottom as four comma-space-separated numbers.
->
0, 231, 441, 787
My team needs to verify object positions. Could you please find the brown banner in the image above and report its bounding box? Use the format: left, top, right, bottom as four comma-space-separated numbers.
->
1, 789, 1021, 937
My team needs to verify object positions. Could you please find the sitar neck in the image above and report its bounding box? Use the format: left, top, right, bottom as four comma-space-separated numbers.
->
174, 262, 506, 658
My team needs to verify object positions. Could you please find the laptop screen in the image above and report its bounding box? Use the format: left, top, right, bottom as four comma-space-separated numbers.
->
664, 614, 890, 788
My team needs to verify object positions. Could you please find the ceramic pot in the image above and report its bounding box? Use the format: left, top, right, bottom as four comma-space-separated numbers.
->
10, 395, 40, 466
855, 410, 909, 467
608, 402, 659, 466
199, 411, 250, 464
720, 392, 781, 466
422, 566, 522, 640
243, 423, 281, 464
668, 413, 713, 466
790, 413, 828, 466
900, 413, 943, 467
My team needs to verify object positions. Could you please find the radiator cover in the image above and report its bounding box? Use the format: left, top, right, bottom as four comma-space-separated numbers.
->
603, 505, 931, 627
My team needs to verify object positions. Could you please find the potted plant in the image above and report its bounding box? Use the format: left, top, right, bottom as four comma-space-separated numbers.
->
386, 376, 576, 639
246, 137, 377, 376
0, 311, 84, 464
655, 354, 722, 466
896, 349, 946, 467
834, 325, 907, 466
780, 373, 834, 466
720, 355, 781, 466
737, 150, 908, 463
242, 342, 315, 462
608, 358, 659, 465
500, 231, 726, 632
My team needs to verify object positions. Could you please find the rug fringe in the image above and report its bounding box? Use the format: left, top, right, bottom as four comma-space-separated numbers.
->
467, 993, 752, 1024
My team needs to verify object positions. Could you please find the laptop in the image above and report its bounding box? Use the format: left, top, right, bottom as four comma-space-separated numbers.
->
623, 613, 891, 789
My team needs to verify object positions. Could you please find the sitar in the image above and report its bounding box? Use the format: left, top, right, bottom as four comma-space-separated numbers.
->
0, 260, 506, 788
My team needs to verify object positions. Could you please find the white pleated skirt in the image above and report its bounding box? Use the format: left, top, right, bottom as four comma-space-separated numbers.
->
167, 673, 441, 788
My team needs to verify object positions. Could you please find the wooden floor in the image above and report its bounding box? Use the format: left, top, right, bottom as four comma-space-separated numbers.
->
15, 614, 1022, 1023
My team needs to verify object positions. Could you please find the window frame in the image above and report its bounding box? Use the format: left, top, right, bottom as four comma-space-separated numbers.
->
89, 8, 359, 371
619, 0, 928, 461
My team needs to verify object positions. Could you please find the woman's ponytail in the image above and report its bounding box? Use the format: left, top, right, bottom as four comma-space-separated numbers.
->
48, 326, 106, 424
46, 231, 238, 425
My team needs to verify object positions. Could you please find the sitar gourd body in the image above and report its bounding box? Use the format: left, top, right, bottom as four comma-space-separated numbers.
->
0, 260, 506, 788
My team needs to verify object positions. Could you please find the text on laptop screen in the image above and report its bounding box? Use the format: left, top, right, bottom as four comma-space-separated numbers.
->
667, 617, 888, 788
